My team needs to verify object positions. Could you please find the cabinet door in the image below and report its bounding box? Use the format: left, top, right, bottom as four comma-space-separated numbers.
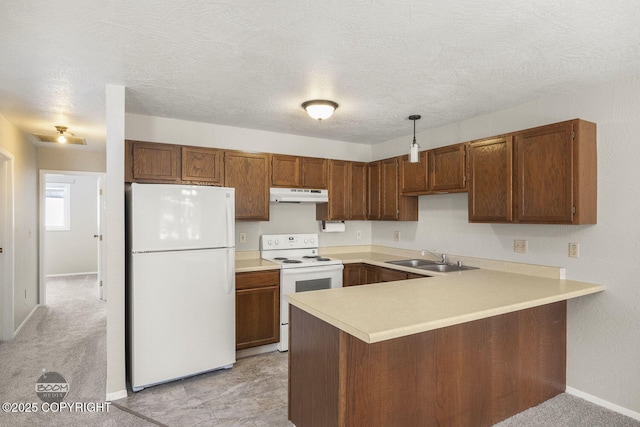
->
363, 265, 380, 284
132, 141, 180, 182
349, 162, 368, 220
125, 140, 134, 183
468, 136, 513, 222
224, 151, 270, 221
400, 151, 428, 194
367, 162, 382, 220
513, 122, 573, 223
343, 264, 364, 287
301, 157, 328, 189
181, 146, 224, 185
379, 267, 408, 282
271, 154, 301, 187
380, 158, 399, 220
236, 271, 280, 350
328, 160, 350, 219
429, 143, 467, 192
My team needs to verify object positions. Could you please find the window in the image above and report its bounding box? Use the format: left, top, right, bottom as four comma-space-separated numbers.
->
46, 183, 71, 231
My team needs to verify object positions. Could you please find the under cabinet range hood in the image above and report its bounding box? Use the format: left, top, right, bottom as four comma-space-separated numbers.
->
270, 188, 328, 203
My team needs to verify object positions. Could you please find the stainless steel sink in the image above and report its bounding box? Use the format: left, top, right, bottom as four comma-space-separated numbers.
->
385, 259, 479, 273
385, 259, 441, 268
418, 264, 478, 273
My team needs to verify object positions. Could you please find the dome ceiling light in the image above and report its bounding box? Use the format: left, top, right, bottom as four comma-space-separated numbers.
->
302, 100, 338, 121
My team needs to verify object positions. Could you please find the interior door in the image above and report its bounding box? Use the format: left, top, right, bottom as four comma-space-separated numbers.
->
97, 177, 105, 301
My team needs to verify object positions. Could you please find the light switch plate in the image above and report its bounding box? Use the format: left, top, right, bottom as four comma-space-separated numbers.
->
394, 231, 400, 241
239, 232, 247, 243
356, 230, 362, 239
514, 239, 528, 253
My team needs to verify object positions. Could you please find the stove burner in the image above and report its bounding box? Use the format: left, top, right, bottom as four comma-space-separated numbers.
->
317, 257, 330, 261
303, 255, 319, 259
274, 257, 288, 260
282, 259, 303, 264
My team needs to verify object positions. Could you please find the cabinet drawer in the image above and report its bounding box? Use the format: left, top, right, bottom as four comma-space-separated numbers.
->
236, 270, 280, 290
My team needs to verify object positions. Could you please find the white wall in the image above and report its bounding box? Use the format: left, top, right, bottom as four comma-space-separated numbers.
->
371, 74, 640, 414
0, 114, 38, 333
37, 146, 106, 172
126, 114, 374, 250
45, 174, 98, 275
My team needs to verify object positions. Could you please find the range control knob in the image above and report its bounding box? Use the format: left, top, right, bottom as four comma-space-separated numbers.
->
310, 237, 315, 244
274, 240, 279, 245
304, 238, 309, 244
267, 239, 272, 246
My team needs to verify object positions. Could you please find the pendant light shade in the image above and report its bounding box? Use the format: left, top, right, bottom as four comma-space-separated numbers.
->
302, 100, 338, 121
408, 115, 421, 163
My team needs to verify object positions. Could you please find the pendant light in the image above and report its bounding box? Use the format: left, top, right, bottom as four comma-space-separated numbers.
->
408, 115, 421, 163
302, 100, 338, 121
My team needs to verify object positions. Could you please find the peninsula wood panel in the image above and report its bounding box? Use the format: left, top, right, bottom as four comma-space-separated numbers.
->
289, 301, 566, 427
224, 151, 270, 221
468, 136, 513, 222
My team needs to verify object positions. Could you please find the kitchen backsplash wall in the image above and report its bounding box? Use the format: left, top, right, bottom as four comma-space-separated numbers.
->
235, 202, 372, 250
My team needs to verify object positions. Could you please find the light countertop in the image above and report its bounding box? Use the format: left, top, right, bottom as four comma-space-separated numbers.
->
288, 267, 604, 344
235, 257, 279, 273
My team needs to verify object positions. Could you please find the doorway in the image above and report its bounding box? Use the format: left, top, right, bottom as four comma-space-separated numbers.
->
0, 148, 15, 340
39, 170, 105, 305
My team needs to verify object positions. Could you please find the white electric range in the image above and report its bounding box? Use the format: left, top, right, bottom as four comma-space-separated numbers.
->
260, 233, 343, 351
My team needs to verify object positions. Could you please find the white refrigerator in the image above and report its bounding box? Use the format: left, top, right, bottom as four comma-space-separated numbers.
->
126, 183, 236, 392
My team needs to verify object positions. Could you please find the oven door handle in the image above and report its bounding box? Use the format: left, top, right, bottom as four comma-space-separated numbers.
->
280, 264, 344, 276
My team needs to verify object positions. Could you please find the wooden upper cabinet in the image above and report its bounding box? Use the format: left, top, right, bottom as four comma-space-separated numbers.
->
513, 120, 596, 224
181, 146, 224, 185
468, 136, 513, 223
429, 143, 467, 193
380, 158, 400, 220
224, 151, 270, 221
367, 161, 382, 220
301, 157, 328, 189
125, 140, 134, 183
349, 162, 368, 220
131, 141, 180, 182
400, 151, 428, 195
326, 160, 350, 219
271, 154, 301, 187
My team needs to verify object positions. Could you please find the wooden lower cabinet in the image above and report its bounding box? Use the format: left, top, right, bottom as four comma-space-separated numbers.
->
343, 264, 363, 287
289, 301, 567, 427
344, 264, 426, 286
235, 270, 280, 350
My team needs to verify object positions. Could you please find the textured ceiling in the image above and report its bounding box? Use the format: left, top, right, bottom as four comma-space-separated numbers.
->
2, 0, 640, 150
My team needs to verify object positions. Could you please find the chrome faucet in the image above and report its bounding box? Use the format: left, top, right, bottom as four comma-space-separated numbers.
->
421, 249, 447, 264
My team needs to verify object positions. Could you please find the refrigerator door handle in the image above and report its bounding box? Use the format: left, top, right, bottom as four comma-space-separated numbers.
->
226, 194, 234, 247
226, 249, 235, 295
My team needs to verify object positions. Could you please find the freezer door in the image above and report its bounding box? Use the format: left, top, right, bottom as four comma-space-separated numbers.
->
129, 183, 235, 252
130, 248, 235, 390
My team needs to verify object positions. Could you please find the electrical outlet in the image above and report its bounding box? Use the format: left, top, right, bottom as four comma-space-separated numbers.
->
514, 239, 528, 254
356, 230, 362, 239
569, 243, 580, 258
239, 233, 246, 243
394, 231, 400, 241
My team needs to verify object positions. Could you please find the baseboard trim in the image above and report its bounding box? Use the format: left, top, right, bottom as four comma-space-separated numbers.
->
46, 272, 98, 278
106, 389, 128, 402
13, 304, 39, 338
236, 343, 278, 359
566, 386, 640, 421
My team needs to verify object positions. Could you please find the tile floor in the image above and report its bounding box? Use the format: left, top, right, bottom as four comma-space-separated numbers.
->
116, 351, 293, 426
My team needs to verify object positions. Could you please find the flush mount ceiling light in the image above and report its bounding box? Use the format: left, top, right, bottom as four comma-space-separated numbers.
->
55, 126, 68, 143
301, 100, 338, 121
408, 115, 421, 163
32, 126, 87, 145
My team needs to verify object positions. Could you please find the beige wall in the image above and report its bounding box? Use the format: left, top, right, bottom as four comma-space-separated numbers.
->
37, 146, 106, 172
0, 114, 38, 332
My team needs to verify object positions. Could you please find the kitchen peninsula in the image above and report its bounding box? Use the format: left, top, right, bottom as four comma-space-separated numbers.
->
287, 269, 603, 427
